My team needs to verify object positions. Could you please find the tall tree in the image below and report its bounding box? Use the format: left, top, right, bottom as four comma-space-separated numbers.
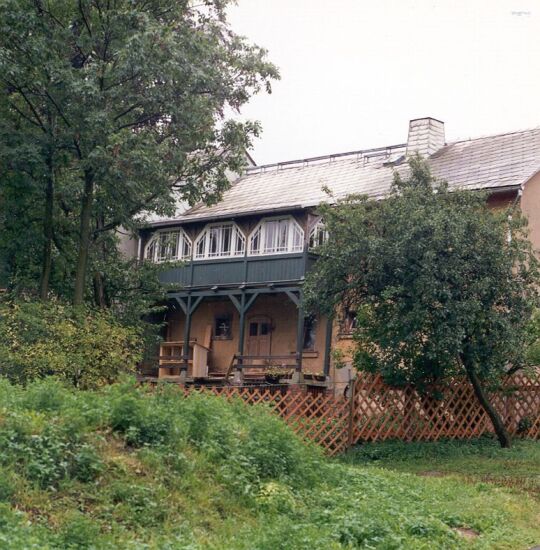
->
0, 6, 71, 298
0, 0, 278, 305
305, 157, 539, 448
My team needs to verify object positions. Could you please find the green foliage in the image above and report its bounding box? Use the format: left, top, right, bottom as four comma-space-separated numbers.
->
0, 298, 142, 388
306, 157, 539, 388
110, 392, 172, 447
525, 308, 540, 365
0, 0, 278, 307
0, 409, 103, 488
0, 377, 538, 548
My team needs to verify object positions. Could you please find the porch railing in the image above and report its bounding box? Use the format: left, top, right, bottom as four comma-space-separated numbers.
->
225, 354, 300, 384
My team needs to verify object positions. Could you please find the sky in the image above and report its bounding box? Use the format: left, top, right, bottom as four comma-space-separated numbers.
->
227, 0, 540, 166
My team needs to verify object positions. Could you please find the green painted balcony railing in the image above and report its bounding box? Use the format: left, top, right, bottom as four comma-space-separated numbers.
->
158, 253, 317, 289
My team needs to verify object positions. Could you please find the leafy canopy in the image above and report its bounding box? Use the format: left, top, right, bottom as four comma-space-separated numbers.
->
0, 0, 278, 305
305, 157, 539, 388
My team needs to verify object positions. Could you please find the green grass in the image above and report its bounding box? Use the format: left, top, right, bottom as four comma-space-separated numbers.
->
342, 438, 540, 496
0, 377, 538, 549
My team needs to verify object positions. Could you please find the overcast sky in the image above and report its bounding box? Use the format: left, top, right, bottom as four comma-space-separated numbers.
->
228, 0, 540, 165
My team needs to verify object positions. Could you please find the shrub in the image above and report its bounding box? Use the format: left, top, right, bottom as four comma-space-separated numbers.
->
0, 410, 103, 488
0, 298, 142, 389
57, 513, 103, 549
255, 481, 295, 513
109, 393, 171, 447
0, 469, 17, 503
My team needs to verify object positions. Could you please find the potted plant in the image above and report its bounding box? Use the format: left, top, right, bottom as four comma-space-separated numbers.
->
265, 366, 283, 384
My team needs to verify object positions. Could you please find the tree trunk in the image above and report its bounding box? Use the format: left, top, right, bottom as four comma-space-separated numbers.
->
39, 155, 54, 300
73, 169, 94, 306
462, 358, 512, 448
40, 115, 56, 301
92, 271, 108, 308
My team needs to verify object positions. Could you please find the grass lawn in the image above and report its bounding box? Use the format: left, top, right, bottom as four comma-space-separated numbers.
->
342, 438, 540, 497
0, 378, 539, 549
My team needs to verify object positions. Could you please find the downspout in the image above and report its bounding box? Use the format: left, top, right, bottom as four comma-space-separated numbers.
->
507, 188, 523, 243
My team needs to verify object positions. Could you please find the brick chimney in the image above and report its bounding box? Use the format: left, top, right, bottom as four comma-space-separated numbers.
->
406, 117, 445, 157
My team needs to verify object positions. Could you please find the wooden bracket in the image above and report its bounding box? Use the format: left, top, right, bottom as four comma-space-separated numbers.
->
189, 295, 204, 315
173, 296, 187, 314
285, 290, 301, 307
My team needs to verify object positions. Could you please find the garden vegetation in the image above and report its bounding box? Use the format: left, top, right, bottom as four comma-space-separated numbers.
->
0, 377, 538, 549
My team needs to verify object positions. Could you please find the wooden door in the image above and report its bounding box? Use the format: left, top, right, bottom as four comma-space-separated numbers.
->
246, 316, 272, 356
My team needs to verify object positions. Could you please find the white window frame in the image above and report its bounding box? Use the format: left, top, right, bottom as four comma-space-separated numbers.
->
144, 228, 192, 263
194, 222, 246, 260
308, 219, 329, 250
248, 216, 305, 256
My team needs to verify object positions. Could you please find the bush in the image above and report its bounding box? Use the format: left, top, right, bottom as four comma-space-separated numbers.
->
109, 393, 171, 447
0, 409, 103, 488
56, 513, 103, 549
0, 298, 142, 389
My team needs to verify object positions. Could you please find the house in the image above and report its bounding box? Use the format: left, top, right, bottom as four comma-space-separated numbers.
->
136, 117, 540, 390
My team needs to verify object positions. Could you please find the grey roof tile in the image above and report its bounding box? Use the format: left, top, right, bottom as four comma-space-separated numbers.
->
151, 127, 540, 225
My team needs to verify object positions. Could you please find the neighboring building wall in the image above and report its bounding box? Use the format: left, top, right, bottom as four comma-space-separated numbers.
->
521, 171, 540, 253
116, 227, 139, 259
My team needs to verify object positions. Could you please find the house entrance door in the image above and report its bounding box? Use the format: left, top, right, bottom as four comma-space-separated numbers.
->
246, 316, 272, 356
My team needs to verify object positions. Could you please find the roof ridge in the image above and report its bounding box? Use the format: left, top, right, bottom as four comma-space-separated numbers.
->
246, 142, 407, 174
448, 125, 540, 146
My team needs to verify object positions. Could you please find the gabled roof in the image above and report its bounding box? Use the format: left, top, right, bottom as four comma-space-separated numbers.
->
150, 126, 540, 226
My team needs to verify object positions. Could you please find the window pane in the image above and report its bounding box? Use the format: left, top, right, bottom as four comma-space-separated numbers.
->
264, 221, 276, 253
209, 228, 218, 256
196, 235, 205, 258
221, 225, 231, 254
146, 239, 156, 261
260, 323, 270, 336
250, 227, 260, 254
303, 315, 317, 350
181, 237, 191, 259
249, 218, 304, 256
277, 220, 288, 251
249, 322, 258, 336
170, 233, 180, 259
292, 224, 303, 251
214, 316, 231, 338
234, 229, 245, 255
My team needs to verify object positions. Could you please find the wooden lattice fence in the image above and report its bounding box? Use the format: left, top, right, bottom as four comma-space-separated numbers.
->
179, 385, 352, 455
351, 373, 540, 444
171, 373, 539, 455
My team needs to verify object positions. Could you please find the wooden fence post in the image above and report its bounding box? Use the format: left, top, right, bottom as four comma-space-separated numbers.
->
347, 374, 357, 449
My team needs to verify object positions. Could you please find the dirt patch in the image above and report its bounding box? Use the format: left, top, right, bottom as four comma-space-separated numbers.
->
454, 527, 479, 539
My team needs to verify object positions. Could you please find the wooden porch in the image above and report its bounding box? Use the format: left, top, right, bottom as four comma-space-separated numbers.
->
137, 283, 333, 387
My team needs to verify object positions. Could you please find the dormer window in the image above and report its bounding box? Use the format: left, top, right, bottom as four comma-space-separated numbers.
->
309, 219, 328, 249
194, 222, 245, 260
248, 217, 304, 256
145, 229, 192, 262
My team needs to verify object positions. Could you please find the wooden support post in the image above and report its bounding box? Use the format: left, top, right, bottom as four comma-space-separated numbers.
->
294, 291, 304, 385
181, 294, 192, 383
347, 371, 357, 449
234, 293, 246, 386
323, 315, 333, 377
